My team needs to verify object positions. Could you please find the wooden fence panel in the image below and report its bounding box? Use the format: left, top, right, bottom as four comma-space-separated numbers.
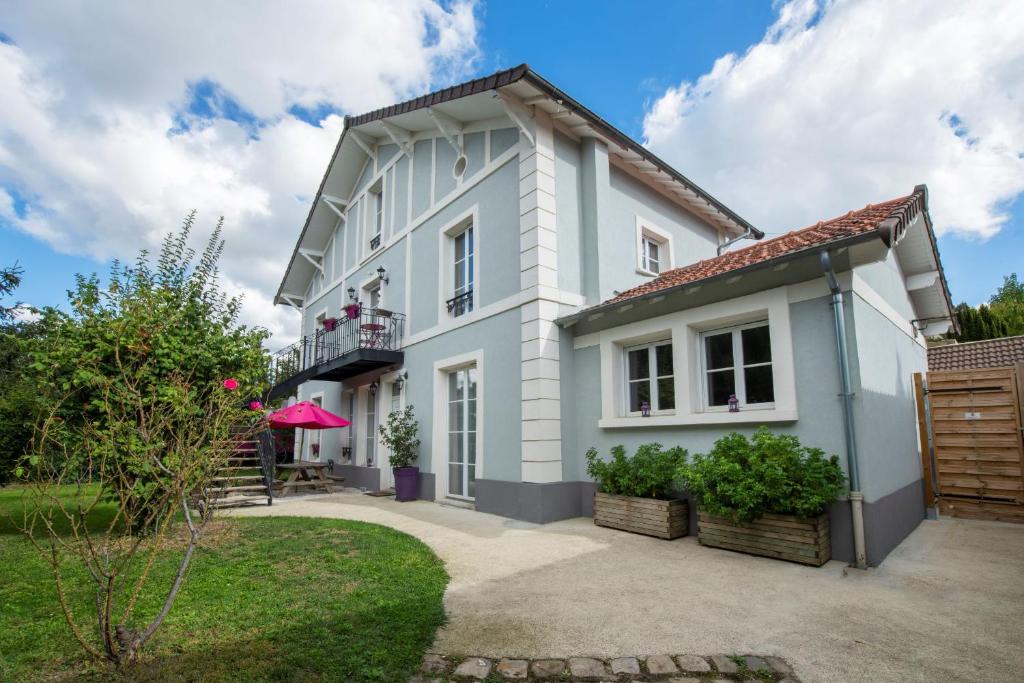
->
917, 365, 1024, 523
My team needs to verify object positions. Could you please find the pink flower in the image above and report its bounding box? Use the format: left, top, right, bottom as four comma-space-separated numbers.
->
249, 400, 263, 410
223, 378, 238, 391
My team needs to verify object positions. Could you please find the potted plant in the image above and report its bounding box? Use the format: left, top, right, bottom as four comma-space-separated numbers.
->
678, 427, 846, 566
378, 405, 421, 502
322, 317, 338, 331
585, 443, 689, 539
343, 303, 361, 320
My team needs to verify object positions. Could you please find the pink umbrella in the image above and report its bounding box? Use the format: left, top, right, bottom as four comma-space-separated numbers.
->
267, 401, 351, 429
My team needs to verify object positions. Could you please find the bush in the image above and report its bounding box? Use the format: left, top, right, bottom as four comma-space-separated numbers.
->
678, 427, 846, 522
585, 443, 687, 500
378, 405, 421, 469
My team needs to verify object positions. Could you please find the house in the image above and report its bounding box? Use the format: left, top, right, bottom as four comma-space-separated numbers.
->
271, 65, 955, 566
928, 335, 1024, 371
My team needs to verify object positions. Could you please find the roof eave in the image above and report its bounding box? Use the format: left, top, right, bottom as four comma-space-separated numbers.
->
556, 227, 889, 327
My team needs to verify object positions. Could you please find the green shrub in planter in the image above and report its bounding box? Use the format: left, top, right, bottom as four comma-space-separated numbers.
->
678, 427, 846, 522
585, 443, 687, 500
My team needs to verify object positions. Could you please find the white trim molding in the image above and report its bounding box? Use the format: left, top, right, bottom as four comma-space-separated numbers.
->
585, 286, 799, 429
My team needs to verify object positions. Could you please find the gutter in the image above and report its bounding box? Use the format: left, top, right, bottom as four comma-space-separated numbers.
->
717, 225, 755, 255
820, 250, 868, 570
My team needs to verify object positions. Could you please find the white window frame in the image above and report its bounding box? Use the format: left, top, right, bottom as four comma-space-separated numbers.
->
699, 320, 775, 412
635, 217, 673, 277
366, 179, 384, 255
305, 391, 325, 461
431, 349, 484, 502
623, 340, 675, 416
437, 205, 480, 322
360, 273, 384, 310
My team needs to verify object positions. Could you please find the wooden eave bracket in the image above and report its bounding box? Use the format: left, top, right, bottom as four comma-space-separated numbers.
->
494, 90, 535, 146
321, 195, 348, 219
279, 293, 304, 310
380, 120, 415, 159
427, 107, 464, 155
349, 129, 377, 162
298, 248, 324, 275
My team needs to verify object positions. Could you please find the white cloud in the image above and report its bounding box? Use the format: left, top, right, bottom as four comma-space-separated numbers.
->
643, 0, 1024, 241
0, 0, 479, 343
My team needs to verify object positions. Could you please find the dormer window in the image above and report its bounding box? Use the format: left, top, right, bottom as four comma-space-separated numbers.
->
635, 218, 673, 276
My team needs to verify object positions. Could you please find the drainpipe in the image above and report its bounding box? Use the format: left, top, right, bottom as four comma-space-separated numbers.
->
717, 226, 755, 255
820, 251, 867, 570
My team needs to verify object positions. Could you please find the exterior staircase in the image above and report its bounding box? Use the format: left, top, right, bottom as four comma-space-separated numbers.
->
204, 428, 275, 510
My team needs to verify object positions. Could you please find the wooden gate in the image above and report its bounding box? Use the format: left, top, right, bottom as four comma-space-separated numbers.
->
914, 365, 1024, 523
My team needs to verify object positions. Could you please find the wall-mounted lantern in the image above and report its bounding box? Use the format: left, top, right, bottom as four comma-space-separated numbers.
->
393, 370, 408, 392
369, 380, 379, 396
376, 266, 389, 285
347, 287, 357, 301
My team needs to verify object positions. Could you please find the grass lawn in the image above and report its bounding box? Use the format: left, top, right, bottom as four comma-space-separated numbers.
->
0, 485, 449, 681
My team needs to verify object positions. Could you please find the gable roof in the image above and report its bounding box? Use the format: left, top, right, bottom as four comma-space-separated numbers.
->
275, 64, 762, 306
928, 336, 1024, 371
603, 187, 931, 305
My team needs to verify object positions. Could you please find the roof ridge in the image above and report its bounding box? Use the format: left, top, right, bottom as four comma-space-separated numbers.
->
930, 334, 1024, 349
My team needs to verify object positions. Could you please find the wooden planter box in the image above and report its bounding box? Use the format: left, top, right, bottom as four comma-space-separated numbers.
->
698, 511, 831, 566
593, 492, 688, 540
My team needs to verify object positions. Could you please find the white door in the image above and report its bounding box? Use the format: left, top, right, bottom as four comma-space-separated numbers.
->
308, 395, 323, 461
447, 366, 477, 499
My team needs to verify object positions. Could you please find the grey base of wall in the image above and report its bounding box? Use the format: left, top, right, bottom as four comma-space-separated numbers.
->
329, 463, 436, 501
829, 478, 925, 566
330, 464, 380, 491
473, 477, 925, 568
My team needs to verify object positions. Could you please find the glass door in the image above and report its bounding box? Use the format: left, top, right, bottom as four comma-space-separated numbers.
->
365, 388, 377, 467
447, 366, 477, 499
308, 395, 323, 461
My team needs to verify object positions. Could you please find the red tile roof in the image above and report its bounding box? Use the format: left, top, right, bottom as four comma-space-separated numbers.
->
928, 336, 1024, 371
604, 190, 924, 306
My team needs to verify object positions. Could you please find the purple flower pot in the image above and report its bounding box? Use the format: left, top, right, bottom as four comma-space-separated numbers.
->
393, 466, 419, 502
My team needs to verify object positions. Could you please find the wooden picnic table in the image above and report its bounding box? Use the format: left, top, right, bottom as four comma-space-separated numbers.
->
277, 461, 333, 496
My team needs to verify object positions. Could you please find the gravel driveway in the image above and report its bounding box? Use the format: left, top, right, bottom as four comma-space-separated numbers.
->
230, 491, 1024, 682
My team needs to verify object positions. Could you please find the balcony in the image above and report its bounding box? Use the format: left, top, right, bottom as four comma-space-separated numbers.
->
267, 307, 405, 401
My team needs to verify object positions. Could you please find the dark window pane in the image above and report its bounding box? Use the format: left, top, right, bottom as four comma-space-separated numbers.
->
467, 464, 476, 498
744, 365, 775, 404
707, 370, 735, 406
628, 348, 650, 381
657, 377, 675, 410
629, 380, 651, 412
656, 344, 673, 376
448, 432, 464, 464
704, 332, 733, 370
742, 325, 772, 365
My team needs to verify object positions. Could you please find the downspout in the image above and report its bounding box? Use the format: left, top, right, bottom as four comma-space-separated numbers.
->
820, 251, 867, 569
717, 226, 754, 255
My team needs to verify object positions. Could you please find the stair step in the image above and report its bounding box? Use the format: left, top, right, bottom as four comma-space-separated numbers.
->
208, 485, 270, 493
208, 495, 271, 508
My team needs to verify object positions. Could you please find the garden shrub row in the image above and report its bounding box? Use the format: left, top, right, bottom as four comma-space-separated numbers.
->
586, 427, 847, 522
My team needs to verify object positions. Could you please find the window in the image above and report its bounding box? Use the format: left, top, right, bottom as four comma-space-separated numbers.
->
641, 235, 661, 274
341, 391, 354, 463
368, 183, 383, 251
447, 366, 477, 498
635, 219, 672, 276
447, 225, 474, 317
366, 284, 381, 310
365, 387, 377, 466
702, 322, 774, 409
625, 341, 674, 414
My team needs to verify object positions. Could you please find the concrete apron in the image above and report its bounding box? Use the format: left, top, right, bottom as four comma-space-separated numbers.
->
227, 490, 1024, 683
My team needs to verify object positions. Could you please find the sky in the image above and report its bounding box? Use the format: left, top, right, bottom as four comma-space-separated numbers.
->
2, 0, 1022, 346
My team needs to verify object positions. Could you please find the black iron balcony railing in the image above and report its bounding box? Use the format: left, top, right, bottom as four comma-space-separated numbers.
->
268, 307, 405, 389
446, 290, 473, 317
369, 234, 381, 250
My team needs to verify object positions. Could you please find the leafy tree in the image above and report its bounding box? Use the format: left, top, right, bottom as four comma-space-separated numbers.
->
0, 263, 43, 485
677, 427, 846, 522
989, 273, 1024, 336
14, 213, 272, 666
950, 301, 1011, 342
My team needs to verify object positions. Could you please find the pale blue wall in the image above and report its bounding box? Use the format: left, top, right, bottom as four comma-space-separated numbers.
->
554, 131, 583, 295
402, 308, 523, 480
855, 252, 916, 323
